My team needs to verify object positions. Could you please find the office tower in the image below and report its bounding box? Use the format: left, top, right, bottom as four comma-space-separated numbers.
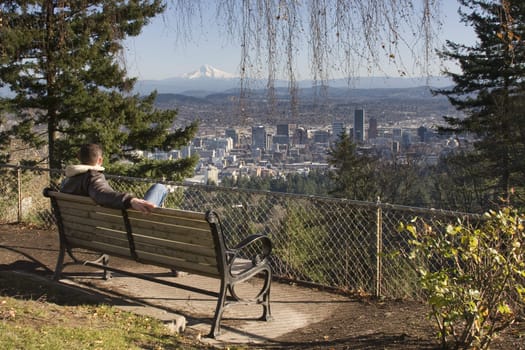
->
266, 133, 273, 150
313, 130, 330, 143
252, 125, 267, 149
276, 123, 290, 137
368, 117, 378, 140
402, 131, 411, 149
225, 128, 239, 146
417, 126, 427, 142
393, 128, 402, 140
294, 127, 308, 145
275, 123, 290, 145
353, 109, 365, 143
332, 121, 345, 139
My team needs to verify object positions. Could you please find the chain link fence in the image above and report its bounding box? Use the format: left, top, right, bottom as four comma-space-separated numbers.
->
0, 164, 479, 299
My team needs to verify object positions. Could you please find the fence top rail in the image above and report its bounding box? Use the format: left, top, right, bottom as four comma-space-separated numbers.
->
2, 163, 480, 219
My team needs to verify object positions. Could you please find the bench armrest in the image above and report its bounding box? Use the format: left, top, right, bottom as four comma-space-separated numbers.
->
227, 234, 272, 266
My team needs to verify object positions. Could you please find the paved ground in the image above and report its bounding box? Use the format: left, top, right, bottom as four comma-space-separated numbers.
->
0, 223, 360, 348
58, 264, 354, 348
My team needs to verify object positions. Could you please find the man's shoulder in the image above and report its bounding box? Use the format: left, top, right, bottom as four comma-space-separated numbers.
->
65, 164, 105, 177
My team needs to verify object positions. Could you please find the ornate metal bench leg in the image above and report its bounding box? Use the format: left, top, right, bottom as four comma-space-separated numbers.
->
208, 280, 228, 338
53, 244, 66, 281
260, 270, 272, 321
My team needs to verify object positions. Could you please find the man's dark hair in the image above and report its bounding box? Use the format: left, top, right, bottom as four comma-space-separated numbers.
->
78, 143, 103, 165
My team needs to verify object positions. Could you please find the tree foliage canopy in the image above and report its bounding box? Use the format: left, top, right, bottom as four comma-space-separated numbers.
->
435, 0, 525, 207
0, 0, 197, 182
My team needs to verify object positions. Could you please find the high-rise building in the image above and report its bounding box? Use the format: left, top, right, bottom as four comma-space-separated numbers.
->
393, 128, 402, 139
294, 127, 308, 145
266, 133, 273, 150
417, 126, 427, 142
276, 123, 290, 136
313, 130, 330, 143
332, 121, 345, 139
368, 117, 378, 140
225, 128, 239, 146
353, 109, 365, 143
275, 123, 290, 145
252, 125, 266, 149
401, 131, 411, 149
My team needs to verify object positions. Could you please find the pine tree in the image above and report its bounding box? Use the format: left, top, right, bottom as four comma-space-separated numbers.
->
435, 0, 525, 208
327, 131, 379, 201
0, 1, 197, 181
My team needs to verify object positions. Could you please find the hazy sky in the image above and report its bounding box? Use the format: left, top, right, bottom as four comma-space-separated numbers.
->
123, 1, 476, 81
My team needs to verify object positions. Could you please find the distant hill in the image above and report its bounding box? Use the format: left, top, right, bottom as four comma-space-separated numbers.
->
135, 74, 453, 97
154, 85, 450, 109
0, 63, 453, 100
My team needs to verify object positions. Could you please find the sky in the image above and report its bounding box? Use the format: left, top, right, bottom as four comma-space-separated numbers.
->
123, 1, 477, 81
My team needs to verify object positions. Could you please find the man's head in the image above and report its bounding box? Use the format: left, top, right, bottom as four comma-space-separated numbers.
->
78, 143, 103, 166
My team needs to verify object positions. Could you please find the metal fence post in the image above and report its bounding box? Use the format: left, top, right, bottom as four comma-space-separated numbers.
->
17, 164, 22, 223
375, 197, 382, 298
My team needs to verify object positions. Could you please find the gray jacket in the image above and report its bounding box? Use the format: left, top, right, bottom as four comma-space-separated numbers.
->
61, 165, 133, 209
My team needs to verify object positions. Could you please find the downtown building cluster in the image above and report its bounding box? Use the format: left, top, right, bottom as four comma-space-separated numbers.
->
143, 108, 464, 186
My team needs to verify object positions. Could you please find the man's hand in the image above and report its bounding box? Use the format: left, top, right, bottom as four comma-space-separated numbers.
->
130, 198, 156, 213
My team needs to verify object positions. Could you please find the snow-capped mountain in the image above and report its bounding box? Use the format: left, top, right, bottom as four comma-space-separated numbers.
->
133, 64, 452, 96
182, 64, 237, 79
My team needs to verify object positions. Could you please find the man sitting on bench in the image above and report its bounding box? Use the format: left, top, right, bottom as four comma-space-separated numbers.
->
60, 143, 168, 213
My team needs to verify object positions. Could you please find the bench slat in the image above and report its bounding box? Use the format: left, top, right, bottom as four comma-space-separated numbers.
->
63, 208, 124, 224
136, 207, 207, 221
66, 237, 131, 257
62, 222, 128, 243
60, 212, 127, 232
134, 241, 218, 265
134, 250, 221, 277
56, 199, 121, 216
127, 210, 211, 231
129, 220, 214, 246
133, 234, 217, 257
48, 191, 95, 204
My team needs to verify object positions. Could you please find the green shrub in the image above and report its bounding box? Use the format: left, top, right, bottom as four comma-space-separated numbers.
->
400, 208, 525, 349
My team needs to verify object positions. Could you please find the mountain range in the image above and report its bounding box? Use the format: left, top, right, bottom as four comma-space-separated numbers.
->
134, 64, 453, 97
0, 64, 453, 98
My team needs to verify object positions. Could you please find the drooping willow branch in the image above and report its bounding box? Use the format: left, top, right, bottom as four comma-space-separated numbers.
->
166, 0, 443, 113
170, 0, 442, 79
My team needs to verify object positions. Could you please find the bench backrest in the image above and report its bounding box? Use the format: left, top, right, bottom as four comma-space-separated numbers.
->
45, 190, 226, 278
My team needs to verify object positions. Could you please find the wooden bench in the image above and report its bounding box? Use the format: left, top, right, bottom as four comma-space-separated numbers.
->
43, 189, 272, 338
